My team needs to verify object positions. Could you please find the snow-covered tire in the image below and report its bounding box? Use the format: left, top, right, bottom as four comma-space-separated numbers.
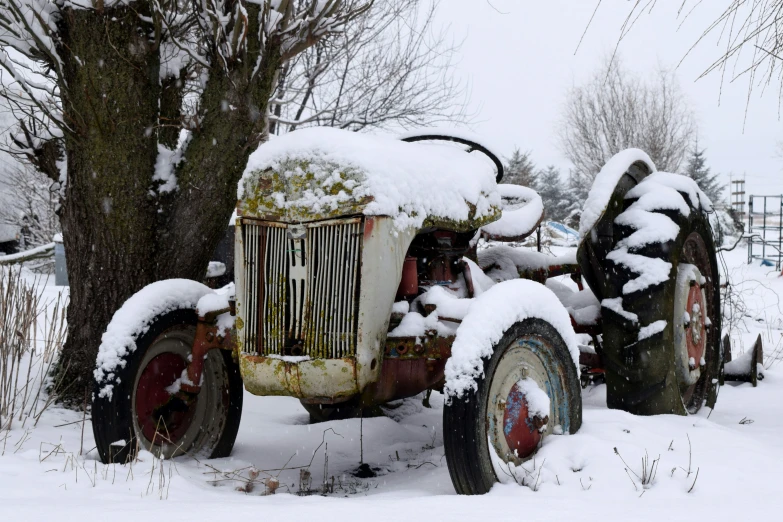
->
443, 318, 581, 495
577, 160, 653, 295
92, 309, 243, 463
586, 181, 721, 415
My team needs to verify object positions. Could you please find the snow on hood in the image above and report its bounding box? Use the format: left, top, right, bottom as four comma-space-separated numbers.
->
238, 127, 502, 232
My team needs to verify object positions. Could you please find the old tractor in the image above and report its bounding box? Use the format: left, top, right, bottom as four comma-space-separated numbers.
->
92, 128, 721, 495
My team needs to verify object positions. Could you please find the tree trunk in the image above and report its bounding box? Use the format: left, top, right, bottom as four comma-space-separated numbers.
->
54, 3, 281, 404
54, 5, 162, 402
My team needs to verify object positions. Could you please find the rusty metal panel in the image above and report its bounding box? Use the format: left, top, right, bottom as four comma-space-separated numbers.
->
237, 217, 364, 359
239, 354, 359, 400
302, 219, 362, 358
354, 217, 416, 392
235, 216, 417, 400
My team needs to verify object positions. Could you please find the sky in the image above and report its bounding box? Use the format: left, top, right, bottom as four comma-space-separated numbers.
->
438, 1, 783, 201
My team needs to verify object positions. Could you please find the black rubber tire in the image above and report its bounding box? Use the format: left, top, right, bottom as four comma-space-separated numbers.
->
443, 318, 582, 495
577, 161, 653, 301
590, 183, 721, 415
92, 309, 243, 464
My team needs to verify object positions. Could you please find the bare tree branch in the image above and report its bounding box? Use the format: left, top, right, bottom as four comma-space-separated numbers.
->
269, 0, 471, 134
559, 56, 697, 201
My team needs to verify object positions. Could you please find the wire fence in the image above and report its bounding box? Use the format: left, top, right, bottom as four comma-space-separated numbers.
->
747, 195, 783, 270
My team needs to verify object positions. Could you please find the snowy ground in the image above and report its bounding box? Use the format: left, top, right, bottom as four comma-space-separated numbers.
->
2, 245, 783, 521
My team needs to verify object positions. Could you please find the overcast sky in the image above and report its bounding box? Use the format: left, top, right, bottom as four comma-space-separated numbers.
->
438, 1, 783, 200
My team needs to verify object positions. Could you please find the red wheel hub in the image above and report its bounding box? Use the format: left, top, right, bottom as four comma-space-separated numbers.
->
135, 353, 196, 444
502, 383, 542, 460
686, 284, 707, 367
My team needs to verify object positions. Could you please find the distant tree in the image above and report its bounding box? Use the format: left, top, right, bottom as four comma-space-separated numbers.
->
0, 163, 60, 249
684, 145, 723, 203
559, 57, 696, 203
566, 169, 590, 210
535, 166, 573, 223
504, 148, 537, 187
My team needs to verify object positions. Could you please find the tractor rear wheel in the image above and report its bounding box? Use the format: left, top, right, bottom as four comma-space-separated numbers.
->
585, 177, 721, 415
443, 318, 581, 495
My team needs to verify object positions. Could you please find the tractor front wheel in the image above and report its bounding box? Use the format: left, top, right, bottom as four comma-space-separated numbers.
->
92, 309, 243, 463
443, 318, 581, 495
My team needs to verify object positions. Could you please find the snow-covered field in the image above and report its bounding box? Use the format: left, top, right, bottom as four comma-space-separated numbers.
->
2, 245, 783, 521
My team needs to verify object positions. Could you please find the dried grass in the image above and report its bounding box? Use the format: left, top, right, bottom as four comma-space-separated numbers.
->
0, 268, 67, 451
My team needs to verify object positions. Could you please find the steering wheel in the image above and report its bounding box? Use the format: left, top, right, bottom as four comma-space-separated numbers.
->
400, 134, 505, 183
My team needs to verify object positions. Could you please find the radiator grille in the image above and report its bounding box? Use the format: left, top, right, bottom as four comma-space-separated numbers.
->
240, 219, 362, 358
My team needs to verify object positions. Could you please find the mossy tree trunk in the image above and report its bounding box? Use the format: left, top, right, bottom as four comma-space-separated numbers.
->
52, 2, 282, 403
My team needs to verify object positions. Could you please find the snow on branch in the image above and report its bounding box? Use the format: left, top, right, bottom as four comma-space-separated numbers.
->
278, 0, 368, 61
0, 0, 65, 132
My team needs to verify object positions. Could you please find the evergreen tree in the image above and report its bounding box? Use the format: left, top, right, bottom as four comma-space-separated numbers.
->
504, 148, 537, 187
685, 146, 724, 203
567, 169, 591, 208
535, 166, 573, 223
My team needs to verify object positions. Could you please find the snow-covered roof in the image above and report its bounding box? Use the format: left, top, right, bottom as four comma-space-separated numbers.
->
0, 223, 19, 243
238, 128, 502, 232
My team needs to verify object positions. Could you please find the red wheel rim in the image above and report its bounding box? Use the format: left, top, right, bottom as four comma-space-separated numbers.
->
503, 383, 542, 460
135, 352, 196, 445
686, 284, 707, 365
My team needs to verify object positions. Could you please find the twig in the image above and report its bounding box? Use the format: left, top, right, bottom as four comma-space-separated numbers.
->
687, 468, 700, 493
79, 385, 88, 455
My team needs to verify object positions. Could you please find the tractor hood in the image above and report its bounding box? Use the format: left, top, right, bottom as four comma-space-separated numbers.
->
237, 127, 501, 232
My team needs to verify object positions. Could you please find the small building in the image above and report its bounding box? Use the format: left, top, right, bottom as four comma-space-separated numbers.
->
0, 223, 20, 255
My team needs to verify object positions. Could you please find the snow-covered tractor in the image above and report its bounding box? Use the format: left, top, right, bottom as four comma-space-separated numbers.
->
91, 128, 721, 495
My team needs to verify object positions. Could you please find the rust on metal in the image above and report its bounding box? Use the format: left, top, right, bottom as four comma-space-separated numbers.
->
578, 351, 602, 369
369, 358, 448, 404
367, 335, 455, 403
363, 215, 376, 240
396, 256, 419, 299
459, 259, 476, 298
502, 382, 542, 459
180, 311, 233, 394
570, 315, 600, 336
240, 354, 358, 402
517, 263, 582, 285
685, 282, 707, 368
383, 334, 453, 360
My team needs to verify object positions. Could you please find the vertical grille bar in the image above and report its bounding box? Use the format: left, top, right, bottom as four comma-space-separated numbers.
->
240, 218, 362, 358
